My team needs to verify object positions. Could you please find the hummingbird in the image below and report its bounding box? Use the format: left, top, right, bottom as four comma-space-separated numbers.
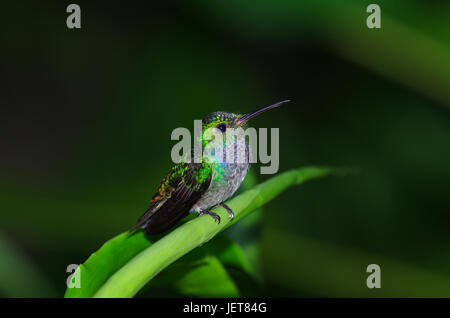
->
131, 100, 290, 235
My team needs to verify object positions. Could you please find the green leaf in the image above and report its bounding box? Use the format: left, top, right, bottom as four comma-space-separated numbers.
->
65, 166, 344, 298
146, 255, 239, 297
214, 236, 254, 278
139, 234, 252, 297
190, 233, 256, 278
64, 231, 152, 298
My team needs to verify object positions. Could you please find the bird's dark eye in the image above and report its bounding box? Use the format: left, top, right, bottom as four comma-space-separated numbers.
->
217, 124, 226, 132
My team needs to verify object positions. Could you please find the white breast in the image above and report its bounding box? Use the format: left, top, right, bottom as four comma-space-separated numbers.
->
190, 141, 251, 212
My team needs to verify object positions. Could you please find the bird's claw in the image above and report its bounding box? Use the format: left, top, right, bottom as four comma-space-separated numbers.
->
219, 203, 234, 220
200, 210, 221, 224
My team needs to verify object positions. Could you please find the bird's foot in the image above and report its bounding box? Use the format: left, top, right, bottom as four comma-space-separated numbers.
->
219, 202, 234, 220
199, 210, 221, 224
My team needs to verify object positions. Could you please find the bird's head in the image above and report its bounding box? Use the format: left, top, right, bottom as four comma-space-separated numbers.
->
200, 100, 290, 147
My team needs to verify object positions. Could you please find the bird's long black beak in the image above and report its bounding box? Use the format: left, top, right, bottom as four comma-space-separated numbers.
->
235, 100, 290, 126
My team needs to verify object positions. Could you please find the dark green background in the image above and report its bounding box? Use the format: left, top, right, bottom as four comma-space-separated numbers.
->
1, 1, 450, 297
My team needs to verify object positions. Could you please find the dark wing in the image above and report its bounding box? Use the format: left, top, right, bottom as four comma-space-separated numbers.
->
131, 162, 212, 235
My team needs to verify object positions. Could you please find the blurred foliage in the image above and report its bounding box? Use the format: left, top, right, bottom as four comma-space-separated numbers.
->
0, 0, 449, 297
262, 228, 450, 297
0, 233, 56, 297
